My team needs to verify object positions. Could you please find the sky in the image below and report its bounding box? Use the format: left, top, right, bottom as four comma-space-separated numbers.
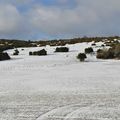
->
0, 0, 120, 40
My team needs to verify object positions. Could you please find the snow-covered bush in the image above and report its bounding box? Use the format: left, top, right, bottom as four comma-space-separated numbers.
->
77, 53, 87, 61
0, 52, 10, 61
85, 47, 94, 54
55, 47, 69, 52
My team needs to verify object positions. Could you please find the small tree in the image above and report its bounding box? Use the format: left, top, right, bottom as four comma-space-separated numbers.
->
77, 53, 87, 61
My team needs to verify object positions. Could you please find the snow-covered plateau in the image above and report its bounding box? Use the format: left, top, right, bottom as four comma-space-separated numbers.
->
0, 42, 120, 120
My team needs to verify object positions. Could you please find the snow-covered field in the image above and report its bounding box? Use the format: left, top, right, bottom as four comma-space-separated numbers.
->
0, 42, 120, 120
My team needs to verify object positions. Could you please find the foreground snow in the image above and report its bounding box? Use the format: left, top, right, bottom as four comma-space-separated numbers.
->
0, 42, 120, 120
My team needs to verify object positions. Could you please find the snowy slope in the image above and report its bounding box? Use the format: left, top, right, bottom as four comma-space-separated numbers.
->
1, 42, 119, 93
0, 42, 120, 120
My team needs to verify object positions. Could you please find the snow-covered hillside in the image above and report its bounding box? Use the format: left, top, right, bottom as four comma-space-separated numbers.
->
0, 42, 120, 120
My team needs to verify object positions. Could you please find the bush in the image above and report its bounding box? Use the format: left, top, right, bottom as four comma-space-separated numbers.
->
85, 47, 94, 54
96, 48, 114, 59
13, 49, 19, 55
77, 53, 87, 61
91, 43, 96, 46
37, 49, 47, 55
101, 44, 105, 47
114, 45, 120, 58
96, 44, 120, 59
32, 51, 37, 55
97, 49, 103, 53
55, 47, 69, 52
29, 51, 32, 55
13, 52, 18, 55
0, 52, 10, 61
29, 49, 47, 56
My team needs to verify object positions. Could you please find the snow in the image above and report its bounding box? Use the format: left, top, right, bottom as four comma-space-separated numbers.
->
0, 42, 120, 120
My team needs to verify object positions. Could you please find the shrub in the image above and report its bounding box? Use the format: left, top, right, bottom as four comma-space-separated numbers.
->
0, 52, 10, 61
13, 49, 19, 55
101, 44, 105, 47
77, 53, 87, 61
85, 47, 94, 54
29, 51, 32, 55
114, 44, 120, 58
29, 49, 47, 56
97, 49, 103, 53
96, 49, 106, 59
96, 48, 114, 59
13, 52, 18, 55
37, 49, 47, 55
107, 48, 115, 59
55, 47, 69, 52
91, 43, 96, 46
32, 51, 37, 55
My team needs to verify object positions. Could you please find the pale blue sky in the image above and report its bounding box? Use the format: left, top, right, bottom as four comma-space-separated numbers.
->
0, 0, 120, 40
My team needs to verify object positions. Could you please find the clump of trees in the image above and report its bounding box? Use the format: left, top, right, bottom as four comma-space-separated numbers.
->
96, 44, 120, 59
77, 53, 87, 61
13, 49, 19, 55
0, 45, 13, 52
0, 52, 10, 61
29, 49, 47, 56
85, 47, 94, 54
55, 47, 69, 52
